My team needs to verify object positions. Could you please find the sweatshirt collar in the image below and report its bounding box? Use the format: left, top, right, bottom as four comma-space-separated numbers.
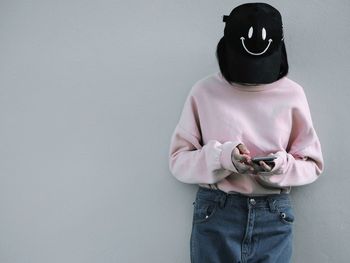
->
217, 71, 284, 92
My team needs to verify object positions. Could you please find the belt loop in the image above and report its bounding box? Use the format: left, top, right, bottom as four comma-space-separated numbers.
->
218, 192, 228, 209
268, 197, 277, 213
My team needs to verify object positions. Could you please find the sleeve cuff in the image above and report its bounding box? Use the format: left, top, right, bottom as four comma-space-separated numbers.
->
270, 150, 287, 174
219, 141, 242, 172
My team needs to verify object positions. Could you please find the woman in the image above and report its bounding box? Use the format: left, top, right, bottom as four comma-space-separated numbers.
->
168, 3, 324, 263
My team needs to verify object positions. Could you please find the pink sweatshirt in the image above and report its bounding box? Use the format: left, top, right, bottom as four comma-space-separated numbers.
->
168, 71, 324, 196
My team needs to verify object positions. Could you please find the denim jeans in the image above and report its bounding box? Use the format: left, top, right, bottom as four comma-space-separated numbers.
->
190, 186, 295, 263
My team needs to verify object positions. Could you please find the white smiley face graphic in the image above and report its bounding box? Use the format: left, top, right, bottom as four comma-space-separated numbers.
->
240, 26, 273, 56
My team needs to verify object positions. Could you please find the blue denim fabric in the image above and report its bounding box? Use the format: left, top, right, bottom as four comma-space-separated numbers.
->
190, 186, 294, 263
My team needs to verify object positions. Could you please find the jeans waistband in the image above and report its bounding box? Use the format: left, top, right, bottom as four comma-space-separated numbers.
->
196, 186, 291, 209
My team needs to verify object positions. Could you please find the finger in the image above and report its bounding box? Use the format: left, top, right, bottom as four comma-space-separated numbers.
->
238, 144, 250, 155
241, 154, 252, 164
259, 161, 272, 171
233, 151, 247, 162
236, 155, 252, 166
245, 155, 253, 165
264, 162, 273, 171
233, 148, 251, 163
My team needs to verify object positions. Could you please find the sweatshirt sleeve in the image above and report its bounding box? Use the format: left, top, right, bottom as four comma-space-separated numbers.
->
256, 86, 324, 188
168, 86, 242, 184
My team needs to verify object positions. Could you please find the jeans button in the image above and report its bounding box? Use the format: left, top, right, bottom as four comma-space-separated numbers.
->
249, 198, 256, 205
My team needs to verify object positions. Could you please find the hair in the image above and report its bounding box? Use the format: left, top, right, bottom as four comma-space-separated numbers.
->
215, 37, 289, 84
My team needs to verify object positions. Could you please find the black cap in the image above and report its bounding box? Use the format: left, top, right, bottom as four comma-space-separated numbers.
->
219, 3, 288, 84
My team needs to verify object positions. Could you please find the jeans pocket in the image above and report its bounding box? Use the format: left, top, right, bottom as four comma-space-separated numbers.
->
276, 204, 295, 225
192, 197, 219, 224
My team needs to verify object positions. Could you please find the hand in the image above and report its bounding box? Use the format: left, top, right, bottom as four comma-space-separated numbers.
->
252, 151, 286, 175
231, 144, 255, 174
251, 160, 275, 174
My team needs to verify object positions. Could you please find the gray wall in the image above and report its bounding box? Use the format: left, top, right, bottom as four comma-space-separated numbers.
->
0, 0, 348, 262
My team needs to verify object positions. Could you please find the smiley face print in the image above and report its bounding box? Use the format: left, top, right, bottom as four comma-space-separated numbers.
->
240, 26, 273, 56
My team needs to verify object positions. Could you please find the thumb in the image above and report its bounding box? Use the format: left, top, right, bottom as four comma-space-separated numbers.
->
238, 144, 250, 154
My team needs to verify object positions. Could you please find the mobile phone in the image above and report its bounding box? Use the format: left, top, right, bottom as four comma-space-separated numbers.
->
251, 155, 277, 163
